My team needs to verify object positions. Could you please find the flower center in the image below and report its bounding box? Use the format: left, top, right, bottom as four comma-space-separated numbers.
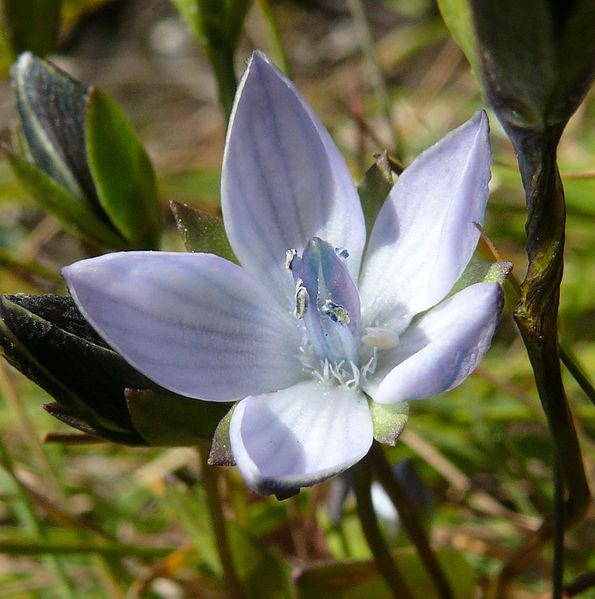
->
286, 237, 364, 386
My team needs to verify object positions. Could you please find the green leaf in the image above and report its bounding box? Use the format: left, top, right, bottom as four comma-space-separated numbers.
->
126, 388, 231, 446
357, 151, 393, 239
450, 261, 512, 295
85, 87, 161, 249
7, 151, 126, 249
436, 0, 479, 76
295, 546, 475, 599
207, 404, 235, 465
0, 294, 147, 444
170, 200, 236, 261
368, 400, 409, 446
1, 0, 61, 58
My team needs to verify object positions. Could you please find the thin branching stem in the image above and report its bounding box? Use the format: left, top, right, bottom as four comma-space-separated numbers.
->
198, 447, 247, 599
255, 0, 292, 78
352, 452, 414, 599
370, 443, 453, 599
346, 0, 401, 158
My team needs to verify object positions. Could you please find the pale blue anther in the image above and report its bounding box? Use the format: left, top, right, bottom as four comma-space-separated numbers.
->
290, 237, 361, 365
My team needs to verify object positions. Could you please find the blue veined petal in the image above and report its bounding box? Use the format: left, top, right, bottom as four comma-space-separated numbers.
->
364, 282, 503, 404
295, 237, 360, 365
359, 112, 491, 333
222, 52, 365, 306
230, 380, 373, 497
63, 252, 305, 401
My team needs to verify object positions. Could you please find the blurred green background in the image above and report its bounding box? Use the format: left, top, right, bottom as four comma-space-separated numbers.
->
0, 1, 592, 597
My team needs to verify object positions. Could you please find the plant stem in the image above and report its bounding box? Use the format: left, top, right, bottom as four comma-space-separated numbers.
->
198, 446, 246, 599
352, 453, 414, 599
255, 0, 292, 77
511, 128, 590, 594
559, 344, 595, 406
552, 457, 564, 599
207, 49, 238, 122
477, 227, 595, 405
370, 443, 452, 599
346, 0, 401, 159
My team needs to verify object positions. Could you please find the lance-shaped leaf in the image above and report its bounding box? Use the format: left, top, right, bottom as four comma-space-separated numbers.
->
85, 88, 161, 249
11, 53, 160, 249
0, 294, 228, 446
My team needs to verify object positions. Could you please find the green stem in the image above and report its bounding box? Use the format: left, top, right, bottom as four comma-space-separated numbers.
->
511, 127, 590, 592
255, 0, 291, 77
346, 0, 401, 159
198, 446, 247, 599
352, 453, 414, 599
206, 48, 238, 123
553, 457, 564, 599
559, 344, 595, 406
370, 443, 453, 599
478, 231, 595, 404
0, 538, 172, 558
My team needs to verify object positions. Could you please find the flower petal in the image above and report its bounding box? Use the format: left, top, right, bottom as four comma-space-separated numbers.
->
359, 112, 491, 332
230, 380, 373, 496
366, 282, 503, 404
222, 52, 365, 305
62, 252, 304, 401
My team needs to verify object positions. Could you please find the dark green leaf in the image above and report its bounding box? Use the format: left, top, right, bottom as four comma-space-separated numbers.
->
85, 87, 161, 249
0, 294, 153, 444
7, 151, 126, 248
170, 200, 236, 261
357, 152, 393, 239
126, 389, 231, 446
1, 0, 61, 58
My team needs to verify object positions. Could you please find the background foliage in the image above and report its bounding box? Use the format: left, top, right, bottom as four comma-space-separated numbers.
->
0, 0, 592, 597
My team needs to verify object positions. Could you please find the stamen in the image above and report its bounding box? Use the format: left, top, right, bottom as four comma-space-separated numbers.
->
321, 300, 351, 325
335, 247, 349, 259
294, 279, 308, 319
285, 248, 298, 270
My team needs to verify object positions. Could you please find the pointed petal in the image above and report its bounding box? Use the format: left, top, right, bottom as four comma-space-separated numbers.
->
63, 252, 304, 401
366, 282, 503, 404
222, 52, 365, 304
230, 380, 373, 496
359, 112, 491, 332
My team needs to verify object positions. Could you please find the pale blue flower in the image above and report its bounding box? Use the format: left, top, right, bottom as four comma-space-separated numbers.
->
63, 53, 503, 496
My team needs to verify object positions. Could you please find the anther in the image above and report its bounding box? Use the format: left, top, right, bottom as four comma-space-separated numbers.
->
321, 300, 350, 325
294, 279, 308, 319
335, 247, 349, 259
285, 248, 298, 270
